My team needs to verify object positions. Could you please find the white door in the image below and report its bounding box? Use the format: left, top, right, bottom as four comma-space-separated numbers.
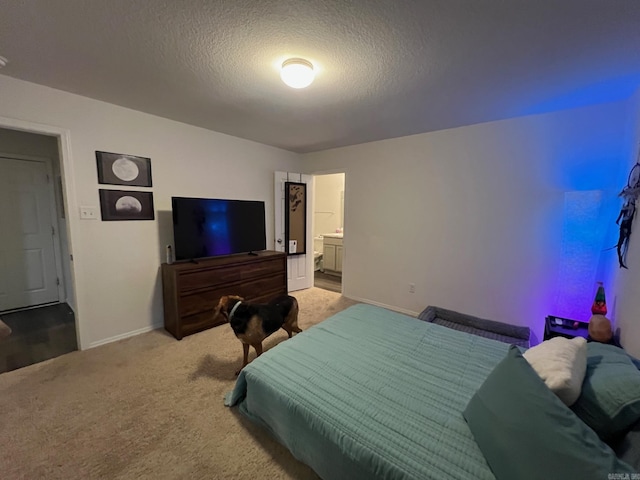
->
0, 157, 60, 311
274, 171, 313, 292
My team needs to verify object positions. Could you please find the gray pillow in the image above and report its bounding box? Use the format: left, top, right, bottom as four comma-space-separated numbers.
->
463, 345, 635, 479
571, 343, 640, 441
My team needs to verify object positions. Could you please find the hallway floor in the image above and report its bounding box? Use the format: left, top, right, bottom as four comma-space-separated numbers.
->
0, 303, 77, 374
314, 271, 342, 293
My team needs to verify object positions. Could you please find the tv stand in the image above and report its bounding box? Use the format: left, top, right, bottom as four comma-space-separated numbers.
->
248, 251, 259, 256
161, 251, 287, 340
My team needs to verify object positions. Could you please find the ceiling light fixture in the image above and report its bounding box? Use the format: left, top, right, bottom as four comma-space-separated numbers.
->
0, 56, 7, 68
280, 58, 314, 89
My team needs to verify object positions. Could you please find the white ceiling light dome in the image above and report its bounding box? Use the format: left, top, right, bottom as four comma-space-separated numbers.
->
280, 58, 314, 89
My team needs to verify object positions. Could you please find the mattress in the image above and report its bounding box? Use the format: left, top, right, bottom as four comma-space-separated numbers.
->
225, 304, 510, 480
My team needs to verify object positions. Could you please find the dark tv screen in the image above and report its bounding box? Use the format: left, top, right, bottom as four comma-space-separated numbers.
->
172, 197, 266, 260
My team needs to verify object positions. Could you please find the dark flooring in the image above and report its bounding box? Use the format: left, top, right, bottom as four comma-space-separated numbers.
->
0, 303, 77, 374
314, 271, 342, 293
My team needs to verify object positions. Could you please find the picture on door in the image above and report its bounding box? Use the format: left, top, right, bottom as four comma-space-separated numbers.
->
285, 182, 306, 255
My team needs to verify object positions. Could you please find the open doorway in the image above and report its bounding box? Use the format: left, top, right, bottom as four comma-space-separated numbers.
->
0, 127, 77, 373
312, 173, 345, 293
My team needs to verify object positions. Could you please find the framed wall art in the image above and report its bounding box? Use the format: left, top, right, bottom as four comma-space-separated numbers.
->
96, 151, 152, 187
285, 181, 306, 255
99, 189, 155, 221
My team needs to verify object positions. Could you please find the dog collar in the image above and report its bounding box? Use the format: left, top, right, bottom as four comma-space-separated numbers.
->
228, 301, 242, 321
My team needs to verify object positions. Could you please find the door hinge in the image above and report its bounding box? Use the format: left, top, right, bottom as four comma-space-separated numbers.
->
56, 277, 60, 286
51, 225, 55, 236
46, 174, 51, 183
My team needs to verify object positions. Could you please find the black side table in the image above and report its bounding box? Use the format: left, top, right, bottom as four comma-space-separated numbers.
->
544, 315, 621, 347
544, 316, 589, 341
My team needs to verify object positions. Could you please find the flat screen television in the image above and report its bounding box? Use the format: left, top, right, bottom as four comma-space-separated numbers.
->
171, 197, 267, 261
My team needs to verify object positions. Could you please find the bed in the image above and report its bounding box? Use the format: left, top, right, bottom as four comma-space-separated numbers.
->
224, 303, 640, 479
224, 304, 508, 479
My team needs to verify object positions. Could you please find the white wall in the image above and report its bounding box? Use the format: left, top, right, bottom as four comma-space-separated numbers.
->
302, 101, 629, 344
0, 74, 299, 349
2, 72, 636, 353
614, 87, 640, 357
314, 173, 345, 236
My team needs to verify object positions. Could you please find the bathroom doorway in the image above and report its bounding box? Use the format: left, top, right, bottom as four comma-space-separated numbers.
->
312, 173, 345, 293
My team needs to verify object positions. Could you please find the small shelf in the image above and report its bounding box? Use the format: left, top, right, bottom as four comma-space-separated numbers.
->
544, 315, 622, 347
544, 315, 589, 341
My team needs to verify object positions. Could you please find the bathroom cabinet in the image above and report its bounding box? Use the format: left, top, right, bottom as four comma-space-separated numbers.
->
323, 235, 343, 275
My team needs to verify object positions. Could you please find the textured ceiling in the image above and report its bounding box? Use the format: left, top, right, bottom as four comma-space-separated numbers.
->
1, 1, 640, 153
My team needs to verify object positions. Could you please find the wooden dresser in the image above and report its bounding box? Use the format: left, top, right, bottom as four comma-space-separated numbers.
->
161, 250, 287, 339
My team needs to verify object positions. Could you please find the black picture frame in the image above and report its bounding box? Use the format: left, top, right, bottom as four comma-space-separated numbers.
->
99, 189, 155, 221
96, 151, 152, 187
285, 182, 306, 255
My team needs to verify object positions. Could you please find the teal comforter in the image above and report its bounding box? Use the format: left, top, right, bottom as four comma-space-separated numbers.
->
225, 304, 508, 480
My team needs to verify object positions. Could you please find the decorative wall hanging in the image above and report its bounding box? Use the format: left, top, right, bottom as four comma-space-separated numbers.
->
96, 151, 152, 187
615, 158, 640, 269
99, 189, 155, 221
285, 182, 306, 255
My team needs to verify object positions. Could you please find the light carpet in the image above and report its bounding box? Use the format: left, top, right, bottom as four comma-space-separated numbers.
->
0, 288, 357, 480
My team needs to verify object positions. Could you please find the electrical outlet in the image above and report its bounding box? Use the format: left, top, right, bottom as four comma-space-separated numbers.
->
80, 206, 98, 220
409, 283, 415, 294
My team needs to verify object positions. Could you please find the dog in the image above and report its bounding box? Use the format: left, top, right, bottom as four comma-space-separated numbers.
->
214, 294, 301, 375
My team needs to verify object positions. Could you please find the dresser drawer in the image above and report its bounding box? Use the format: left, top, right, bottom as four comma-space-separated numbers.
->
177, 257, 284, 292
178, 265, 242, 292
180, 310, 227, 337
178, 286, 230, 318
178, 272, 287, 318
239, 257, 285, 280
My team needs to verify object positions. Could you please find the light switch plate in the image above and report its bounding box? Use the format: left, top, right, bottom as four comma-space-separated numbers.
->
80, 206, 98, 220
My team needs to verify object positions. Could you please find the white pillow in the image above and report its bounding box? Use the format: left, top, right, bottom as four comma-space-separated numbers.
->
522, 336, 587, 406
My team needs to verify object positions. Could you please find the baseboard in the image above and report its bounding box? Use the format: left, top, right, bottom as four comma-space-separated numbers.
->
343, 294, 420, 317
87, 322, 163, 349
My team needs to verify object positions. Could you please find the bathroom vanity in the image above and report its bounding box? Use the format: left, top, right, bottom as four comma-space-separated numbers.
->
322, 233, 343, 276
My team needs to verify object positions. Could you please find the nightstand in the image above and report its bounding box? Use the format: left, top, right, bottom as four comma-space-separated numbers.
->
544, 315, 589, 341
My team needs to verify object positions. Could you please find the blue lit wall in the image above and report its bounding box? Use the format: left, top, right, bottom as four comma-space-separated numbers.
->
535, 101, 630, 324
554, 190, 615, 321
525, 75, 640, 117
